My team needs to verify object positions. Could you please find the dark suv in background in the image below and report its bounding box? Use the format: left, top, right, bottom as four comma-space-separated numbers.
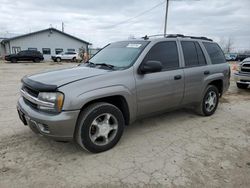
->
5, 50, 44, 63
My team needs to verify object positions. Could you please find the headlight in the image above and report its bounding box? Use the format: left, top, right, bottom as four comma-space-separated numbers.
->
37, 92, 64, 113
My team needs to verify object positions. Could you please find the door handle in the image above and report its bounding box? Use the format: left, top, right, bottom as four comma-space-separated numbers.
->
204, 70, 210, 75
174, 75, 182, 80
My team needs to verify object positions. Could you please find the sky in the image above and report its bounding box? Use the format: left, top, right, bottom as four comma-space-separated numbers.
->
0, 0, 249, 51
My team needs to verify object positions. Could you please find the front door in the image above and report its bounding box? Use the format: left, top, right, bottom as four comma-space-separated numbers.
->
135, 41, 184, 116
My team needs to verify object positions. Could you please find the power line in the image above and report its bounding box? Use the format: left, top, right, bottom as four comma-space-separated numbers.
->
106, 0, 166, 29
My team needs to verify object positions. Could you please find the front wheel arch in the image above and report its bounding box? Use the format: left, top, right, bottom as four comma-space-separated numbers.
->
77, 95, 130, 126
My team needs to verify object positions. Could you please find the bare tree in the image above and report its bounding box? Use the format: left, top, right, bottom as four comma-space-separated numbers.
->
220, 37, 234, 53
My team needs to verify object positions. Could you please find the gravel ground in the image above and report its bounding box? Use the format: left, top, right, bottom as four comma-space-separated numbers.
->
0, 61, 249, 188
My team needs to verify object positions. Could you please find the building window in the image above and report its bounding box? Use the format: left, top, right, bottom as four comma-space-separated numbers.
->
12, 47, 21, 54
42, 48, 51, 55
67, 48, 75, 52
28, 48, 37, 51
55, 48, 63, 54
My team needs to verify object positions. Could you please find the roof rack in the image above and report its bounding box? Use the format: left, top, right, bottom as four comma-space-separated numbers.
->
141, 34, 213, 41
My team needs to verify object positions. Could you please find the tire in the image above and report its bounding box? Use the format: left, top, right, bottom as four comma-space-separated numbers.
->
237, 83, 248, 89
56, 57, 61, 62
33, 58, 41, 63
11, 58, 17, 63
196, 85, 219, 116
75, 102, 125, 153
72, 57, 76, 62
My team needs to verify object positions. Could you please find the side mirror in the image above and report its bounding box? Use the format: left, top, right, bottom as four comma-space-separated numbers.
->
139, 61, 163, 74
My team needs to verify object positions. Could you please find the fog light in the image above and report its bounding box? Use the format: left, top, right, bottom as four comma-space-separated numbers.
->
37, 123, 50, 134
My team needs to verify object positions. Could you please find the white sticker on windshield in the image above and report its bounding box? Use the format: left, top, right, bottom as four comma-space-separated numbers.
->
127, 44, 142, 48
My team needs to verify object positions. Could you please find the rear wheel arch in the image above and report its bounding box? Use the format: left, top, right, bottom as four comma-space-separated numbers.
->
207, 79, 223, 96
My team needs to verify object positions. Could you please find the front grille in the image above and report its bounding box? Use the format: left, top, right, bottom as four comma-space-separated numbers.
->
241, 68, 250, 73
241, 63, 250, 73
21, 84, 39, 109
242, 64, 250, 67
23, 98, 38, 109
22, 85, 39, 98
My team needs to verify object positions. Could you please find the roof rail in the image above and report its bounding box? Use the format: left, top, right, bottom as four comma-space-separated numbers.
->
141, 34, 213, 41
184, 35, 213, 41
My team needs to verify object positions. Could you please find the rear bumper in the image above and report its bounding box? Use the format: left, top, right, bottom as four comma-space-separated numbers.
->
234, 72, 250, 84
17, 97, 80, 141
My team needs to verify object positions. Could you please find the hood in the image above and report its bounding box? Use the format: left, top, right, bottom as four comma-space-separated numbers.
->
23, 66, 108, 91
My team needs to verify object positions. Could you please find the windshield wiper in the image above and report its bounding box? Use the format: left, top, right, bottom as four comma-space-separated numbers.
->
95, 63, 115, 69
82, 61, 96, 67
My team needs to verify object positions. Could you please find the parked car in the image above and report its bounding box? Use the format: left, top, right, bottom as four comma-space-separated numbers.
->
17, 35, 230, 153
51, 52, 80, 62
234, 57, 250, 89
235, 54, 250, 62
5, 50, 44, 63
225, 53, 237, 61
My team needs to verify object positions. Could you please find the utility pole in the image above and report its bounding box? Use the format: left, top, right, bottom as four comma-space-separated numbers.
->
62, 22, 64, 32
164, 0, 169, 36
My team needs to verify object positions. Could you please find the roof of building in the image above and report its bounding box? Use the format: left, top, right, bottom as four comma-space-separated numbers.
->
1, 28, 91, 45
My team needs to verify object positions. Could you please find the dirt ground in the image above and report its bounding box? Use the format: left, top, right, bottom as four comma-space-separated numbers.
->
0, 61, 249, 188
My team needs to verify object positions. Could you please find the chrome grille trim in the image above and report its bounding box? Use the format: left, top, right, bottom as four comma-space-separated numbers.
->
241, 62, 250, 73
20, 89, 55, 108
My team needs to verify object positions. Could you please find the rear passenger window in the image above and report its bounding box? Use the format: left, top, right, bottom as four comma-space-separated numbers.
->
144, 41, 179, 70
181, 41, 206, 67
203, 42, 225, 64
195, 43, 206, 65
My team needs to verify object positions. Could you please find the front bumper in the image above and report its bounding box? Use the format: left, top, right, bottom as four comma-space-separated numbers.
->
234, 72, 250, 84
17, 97, 80, 141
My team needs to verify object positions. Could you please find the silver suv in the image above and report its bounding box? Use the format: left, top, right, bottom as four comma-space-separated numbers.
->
17, 35, 230, 153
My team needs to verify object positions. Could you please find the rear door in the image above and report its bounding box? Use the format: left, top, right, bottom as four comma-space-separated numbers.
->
202, 42, 230, 92
180, 41, 209, 104
135, 41, 184, 116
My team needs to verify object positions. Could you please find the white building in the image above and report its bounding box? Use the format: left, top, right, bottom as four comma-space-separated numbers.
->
0, 28, 91, 60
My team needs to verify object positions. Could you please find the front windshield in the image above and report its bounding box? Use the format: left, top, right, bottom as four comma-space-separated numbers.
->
89, 41, 149, 68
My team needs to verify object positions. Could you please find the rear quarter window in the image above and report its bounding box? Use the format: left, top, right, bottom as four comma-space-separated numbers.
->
203, 42, 226, 64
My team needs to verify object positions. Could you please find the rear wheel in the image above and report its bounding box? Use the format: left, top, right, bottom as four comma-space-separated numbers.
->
196, 85, 219, 116
56, 57, 61, 62
75, 102, 125, 153
11, 58, 17, 63
237, 83, 248, 89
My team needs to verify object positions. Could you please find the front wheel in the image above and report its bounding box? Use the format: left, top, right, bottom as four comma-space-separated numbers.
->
11, 58, 17, 63
33, 58, 41, 63
196, 85, 219, 116
237, 83, 248, 89
75, 102, 125, 153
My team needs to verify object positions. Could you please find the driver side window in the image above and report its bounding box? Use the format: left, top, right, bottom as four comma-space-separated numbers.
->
143, 41, 179, 70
